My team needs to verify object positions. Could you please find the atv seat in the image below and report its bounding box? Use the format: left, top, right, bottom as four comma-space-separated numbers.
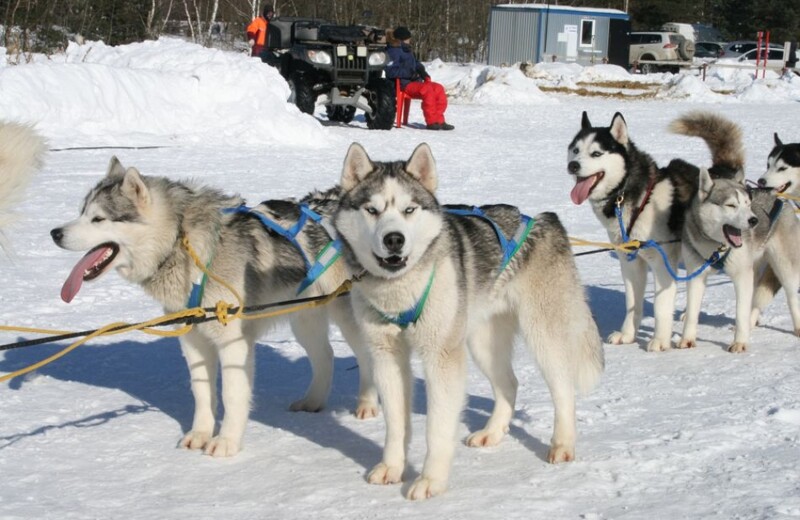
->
395, 78, 419, 128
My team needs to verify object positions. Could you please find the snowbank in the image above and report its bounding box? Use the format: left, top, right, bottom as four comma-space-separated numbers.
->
0, 38, 330, 147
3, 37, 800, 148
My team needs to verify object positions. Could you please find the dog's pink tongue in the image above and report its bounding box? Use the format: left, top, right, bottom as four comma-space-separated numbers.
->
570, 177, 595, 205
61, 247, 110, 303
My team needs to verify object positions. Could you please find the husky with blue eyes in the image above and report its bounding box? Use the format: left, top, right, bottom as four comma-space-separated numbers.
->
333, 142, 604, 500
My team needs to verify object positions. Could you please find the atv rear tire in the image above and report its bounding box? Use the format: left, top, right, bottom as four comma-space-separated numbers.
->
365, 79, 395, 130
326, 105, 356, 123
291, 73, 316, 115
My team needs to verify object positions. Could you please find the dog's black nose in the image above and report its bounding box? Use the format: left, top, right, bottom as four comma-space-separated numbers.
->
383, 232, 405, 253
757, 178, 766, 187
568, 161, 581, 174
50, 228, 63, 244
748, 217, 759, 228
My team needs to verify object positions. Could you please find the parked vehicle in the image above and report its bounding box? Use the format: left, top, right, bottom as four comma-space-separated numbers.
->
694, 41, 724, 59
629, 31, 695, 73
660, 22, 724, 44
737, 47, 786, 68
720, 40, 781, 58
262, 17, 395, 129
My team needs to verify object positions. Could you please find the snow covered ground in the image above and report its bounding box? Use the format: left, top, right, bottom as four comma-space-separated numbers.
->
1, 39, 799, 519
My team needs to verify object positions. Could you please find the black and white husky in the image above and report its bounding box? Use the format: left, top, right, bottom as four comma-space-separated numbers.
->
758, 133, 800, 198
51, 157, 377, 457
0, 121, 46, 251
333, 142, 604, 499
567, 111, 744, 351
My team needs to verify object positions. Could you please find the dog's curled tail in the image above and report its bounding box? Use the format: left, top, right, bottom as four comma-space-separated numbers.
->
668, 111, 745, 171
0, 122, 47, 243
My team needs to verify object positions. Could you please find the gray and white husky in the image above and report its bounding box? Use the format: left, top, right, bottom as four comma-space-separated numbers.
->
567, 111, 744, 351
681, 171, 800, 351
758, 133, 800, 198
51, 157, 377, 457
333, 142, 604, 499
0, 121, 46, 251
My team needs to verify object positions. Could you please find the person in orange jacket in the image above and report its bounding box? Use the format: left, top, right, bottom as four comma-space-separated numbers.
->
247, 5, 274, 58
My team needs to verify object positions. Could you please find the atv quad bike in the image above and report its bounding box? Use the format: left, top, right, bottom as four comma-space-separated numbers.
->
263, 17, 395, 130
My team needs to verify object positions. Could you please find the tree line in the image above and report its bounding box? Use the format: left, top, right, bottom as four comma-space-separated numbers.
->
2, 0, 798, 60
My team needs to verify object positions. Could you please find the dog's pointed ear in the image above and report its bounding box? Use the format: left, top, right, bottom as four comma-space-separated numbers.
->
581, 111, 592, 130
405, 142, 438, 193
698, 168, 714, 201
610, 113, 628, 146
106, 156, 126, 178
121, 167, 150, 207
733, 167, 746, 184
341, 143, 373, 192
774, 132, 783, 146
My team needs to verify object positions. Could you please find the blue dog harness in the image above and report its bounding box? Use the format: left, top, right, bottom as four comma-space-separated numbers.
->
185, 203, 342, 308
445, 207, 535, 272
224, 203, 343, 295
378, 208, 534, 329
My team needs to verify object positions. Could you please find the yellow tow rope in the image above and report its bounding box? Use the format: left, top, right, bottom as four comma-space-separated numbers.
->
0, 236, 352, 383
569, 237, 642, 254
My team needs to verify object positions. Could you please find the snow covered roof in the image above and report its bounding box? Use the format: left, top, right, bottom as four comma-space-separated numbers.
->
494, 3, 628, 18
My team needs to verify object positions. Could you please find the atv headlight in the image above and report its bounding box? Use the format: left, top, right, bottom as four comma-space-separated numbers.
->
368, 52, 387, 66
307, 50, 332, 65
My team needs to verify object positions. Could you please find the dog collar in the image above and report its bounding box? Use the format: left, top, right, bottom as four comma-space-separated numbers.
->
222, 203, 342, 295
377, 268, 435, 328
444, 207, 534, 272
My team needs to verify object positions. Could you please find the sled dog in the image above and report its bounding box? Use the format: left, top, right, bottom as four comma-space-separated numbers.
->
51, 157, 377, 457
758, 133, 800, 198
567, 111, 744, 351
333, 142, 604, 499
681, 170, 800, 351
0, 121, 46, 251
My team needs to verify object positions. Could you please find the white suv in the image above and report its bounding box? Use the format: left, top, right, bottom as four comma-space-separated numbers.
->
629, 32, 695, 73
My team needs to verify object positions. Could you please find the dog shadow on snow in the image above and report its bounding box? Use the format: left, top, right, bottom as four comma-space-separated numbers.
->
586, 283, 736, 350
0, 336, 556, 467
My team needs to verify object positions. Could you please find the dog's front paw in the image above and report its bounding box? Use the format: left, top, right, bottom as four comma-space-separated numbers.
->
367, 462, 403, 485
678, 337, 696, 349
646, 338, 672, 352
407, 476, 447, 500
203, 436, 240, 457
354, 400, 379, 420
289, 397, 325, 413
465, 426, 508, 448
607, 331, 635, 345
548, 443, 575, 464
728, 342, 748, 353
179, 430, 212, 450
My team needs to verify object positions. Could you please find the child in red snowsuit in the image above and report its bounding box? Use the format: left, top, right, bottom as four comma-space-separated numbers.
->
385, 26, 454, 131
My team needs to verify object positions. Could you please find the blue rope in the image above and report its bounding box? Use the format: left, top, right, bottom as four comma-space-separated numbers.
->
614, 204, 723, 282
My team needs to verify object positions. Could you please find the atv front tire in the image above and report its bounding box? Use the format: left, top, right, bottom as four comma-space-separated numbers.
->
291, 73, 316, 115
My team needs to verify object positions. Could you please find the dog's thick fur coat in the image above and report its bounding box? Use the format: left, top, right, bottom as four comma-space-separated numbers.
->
52, 158, 377, 456
333, 142, 603, 499
0, 121, 46, 251
567, 111, 744, 351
